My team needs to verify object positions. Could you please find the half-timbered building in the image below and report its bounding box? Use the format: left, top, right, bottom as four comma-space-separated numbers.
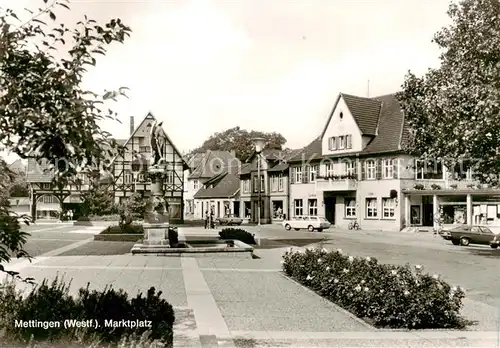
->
26, 112, 188, 222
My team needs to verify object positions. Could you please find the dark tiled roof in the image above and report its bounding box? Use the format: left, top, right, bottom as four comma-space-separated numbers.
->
290, 93, 405, 163
8, 159, 26, 174
186, 153, 205, 170
239, 163, 251, 175
189, 150, 240, 179
268, 163, 289, 172
288, 137, 322, 163
361, 94, 404, 154
193, 172, 240, 199
26, 159, 53, 183
341, 93, 381, 136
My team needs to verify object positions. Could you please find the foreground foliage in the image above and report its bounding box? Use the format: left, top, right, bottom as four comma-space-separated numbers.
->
282, 247, 467, 329
0, 277, 174, 346
0, 0, 131, 277
397, 0, 500, 184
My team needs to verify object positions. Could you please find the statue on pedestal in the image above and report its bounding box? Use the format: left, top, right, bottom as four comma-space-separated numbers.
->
150, 121, 166, 167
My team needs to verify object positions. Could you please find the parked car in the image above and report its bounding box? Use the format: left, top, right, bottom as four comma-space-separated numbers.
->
216, 214, 243, 226
446, 225, 497, 247
282, 216, 331, 232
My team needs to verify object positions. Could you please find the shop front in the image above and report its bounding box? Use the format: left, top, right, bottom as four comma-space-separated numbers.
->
403, 188, 500, 230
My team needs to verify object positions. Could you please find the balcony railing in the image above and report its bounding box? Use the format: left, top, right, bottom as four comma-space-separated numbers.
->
315, 177, 358, 192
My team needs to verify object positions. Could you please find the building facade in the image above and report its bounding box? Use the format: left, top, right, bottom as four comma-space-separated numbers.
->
193, 171, 240, 219
287, 92, 500, 231
26, 113, 188, 222
239, 148, 299, 224
183, 150, 239, 220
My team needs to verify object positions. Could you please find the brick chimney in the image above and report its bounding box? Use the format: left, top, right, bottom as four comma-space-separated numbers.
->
129, 116, 134, 135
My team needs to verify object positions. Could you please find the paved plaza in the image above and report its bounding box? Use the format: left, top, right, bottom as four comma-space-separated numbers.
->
2, 223, 499, 347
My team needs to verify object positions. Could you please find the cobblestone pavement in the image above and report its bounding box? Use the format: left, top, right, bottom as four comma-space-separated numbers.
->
2, 223, 499, 347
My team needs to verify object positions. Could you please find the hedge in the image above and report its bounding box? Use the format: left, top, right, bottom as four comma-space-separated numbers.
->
282, 247, 468, 329
102, 224, 144, 234
0, 276, 174, 346
219, 228, 256, 245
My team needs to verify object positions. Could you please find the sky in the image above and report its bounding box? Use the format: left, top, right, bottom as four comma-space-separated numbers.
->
1, 0, 453, 162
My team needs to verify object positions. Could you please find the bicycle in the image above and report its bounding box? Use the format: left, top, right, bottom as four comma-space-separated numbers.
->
348, 221, 360, 230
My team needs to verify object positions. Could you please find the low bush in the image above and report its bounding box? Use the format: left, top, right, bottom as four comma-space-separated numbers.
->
219, 228, 256, 245
0, 276, 174, 346
77, 216, 90, 222
102, 224, 144, 234
282, 247, 467, 329
87, 215, 121, 221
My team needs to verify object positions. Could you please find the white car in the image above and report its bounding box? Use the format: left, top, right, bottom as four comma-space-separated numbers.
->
282, 216, 331, 232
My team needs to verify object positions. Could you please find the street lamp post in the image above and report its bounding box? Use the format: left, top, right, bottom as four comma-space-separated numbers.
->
253, 138, 266, 246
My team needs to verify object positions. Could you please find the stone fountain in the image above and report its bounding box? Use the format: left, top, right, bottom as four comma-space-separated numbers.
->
131, 121, 178, 253
131, 120, 253, 257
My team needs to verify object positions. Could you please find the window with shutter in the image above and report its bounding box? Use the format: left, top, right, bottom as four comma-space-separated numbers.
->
347, 135, 352, 149
332, 137, 337, 150
290, 168, 295, 184
361, 160, 365, 180
393, 158, 398, 179
304, 166, 309, 183
335, 137, 340, 149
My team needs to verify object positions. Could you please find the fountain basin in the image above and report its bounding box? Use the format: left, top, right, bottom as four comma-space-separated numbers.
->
130, 239, 254, 258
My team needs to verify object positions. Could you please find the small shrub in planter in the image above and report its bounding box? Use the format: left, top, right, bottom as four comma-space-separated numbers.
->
282, 247, 468, 329
77, 216, 90, 221
466, 183, 475, 188
430, 183, 441, 190
449, 184, 458, 189
103, 224, 144, 234
219, 228, 256, 245
413, 183, 424, 190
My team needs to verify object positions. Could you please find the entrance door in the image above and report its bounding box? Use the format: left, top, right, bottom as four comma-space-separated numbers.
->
233, 201, 240, 217
324, 197, 336, 224
422, 196, 433, 226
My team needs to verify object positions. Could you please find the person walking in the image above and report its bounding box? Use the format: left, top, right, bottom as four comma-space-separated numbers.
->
204, 211, 209, 229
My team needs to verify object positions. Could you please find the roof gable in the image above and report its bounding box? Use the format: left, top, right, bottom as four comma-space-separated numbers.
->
320, 93, 381, 140
296, 93, 405, 161
110, 112, 188, 169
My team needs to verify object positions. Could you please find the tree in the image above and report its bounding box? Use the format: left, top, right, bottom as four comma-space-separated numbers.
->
191, 126, 287, 161
80, 176, 116, 217
0, 0, 131, 279
397, 0, 500, 184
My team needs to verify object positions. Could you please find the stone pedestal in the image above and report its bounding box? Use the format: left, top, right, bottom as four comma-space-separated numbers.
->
131, 164, 175, 253
142, 222, 170, 246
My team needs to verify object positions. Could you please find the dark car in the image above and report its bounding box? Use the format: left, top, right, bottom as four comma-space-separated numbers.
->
447, 225, 497, 247
490, 234, 500, 249
216, 214, 243, 226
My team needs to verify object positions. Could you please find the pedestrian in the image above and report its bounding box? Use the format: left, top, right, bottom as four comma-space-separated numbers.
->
204, 211, 209, 229
210, 210, 215, 229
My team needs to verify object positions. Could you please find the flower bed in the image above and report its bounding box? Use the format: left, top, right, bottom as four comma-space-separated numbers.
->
282, 247, 468, 329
